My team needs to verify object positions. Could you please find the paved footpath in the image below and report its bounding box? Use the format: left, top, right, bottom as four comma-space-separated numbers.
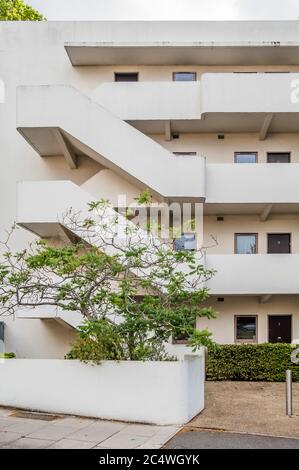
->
165, 429, 299, 449
0, 408, 179, 449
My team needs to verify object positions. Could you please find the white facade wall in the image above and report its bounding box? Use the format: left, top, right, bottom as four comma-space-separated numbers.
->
1, 21, 299, 356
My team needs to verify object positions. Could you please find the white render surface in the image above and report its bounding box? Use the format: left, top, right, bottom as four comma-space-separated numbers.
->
92, 81, 201, 120
93, 74, 299, 121
0, 354, 205, 425
206, 164, 299, 203
201, 73, 299, 114
206, 254, 299, 295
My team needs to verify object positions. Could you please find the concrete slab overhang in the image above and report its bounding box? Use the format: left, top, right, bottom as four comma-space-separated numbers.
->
65, 43, 299, 66
62, 20, 299, 66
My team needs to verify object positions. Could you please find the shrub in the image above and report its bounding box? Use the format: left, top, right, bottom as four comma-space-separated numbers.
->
206, 343, 299, 382
65, 318, 176, 364
0, 352, 16, 359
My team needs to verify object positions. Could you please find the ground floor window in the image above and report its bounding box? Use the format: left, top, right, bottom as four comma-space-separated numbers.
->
235, 315, 257, 343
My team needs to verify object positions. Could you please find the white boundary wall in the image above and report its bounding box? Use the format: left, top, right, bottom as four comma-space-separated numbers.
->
0, 353, 205, 425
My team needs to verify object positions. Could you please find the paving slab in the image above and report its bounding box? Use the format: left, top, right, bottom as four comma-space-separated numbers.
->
69, 421, 128, 443
4, 419, 50, 435
0, 431, 23, 445
28, 424, 80, 440
95, 434, 147, 449
118, 424, 162, 437
48, 438, 96, 449
0, 408, 181, 449
1, 437, 55, 449
51, 417, 95, 429
0, 418, 18, 430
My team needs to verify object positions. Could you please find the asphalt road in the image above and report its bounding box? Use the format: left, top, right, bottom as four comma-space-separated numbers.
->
165, 429, 299, 449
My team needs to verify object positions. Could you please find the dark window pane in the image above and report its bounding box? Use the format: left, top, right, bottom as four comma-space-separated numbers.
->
235, 152, 257, 163
235, 234, 257, 254
173, 72, 196, 82
173, 152, 197, 156
236, 316, 257, 341
267, 234, 291, 254
267, 153, 290, 163
115, 73, 138, 82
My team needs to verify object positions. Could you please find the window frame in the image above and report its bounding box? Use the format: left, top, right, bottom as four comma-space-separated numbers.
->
234, 152, 258, 164
172, 71, 197, 82
234, 233, 258, 255
235, 315, 258, 344
114, 72, 139, 82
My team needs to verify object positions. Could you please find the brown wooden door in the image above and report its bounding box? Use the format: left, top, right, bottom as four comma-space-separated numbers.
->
267, 234, 291, 254
268, 315, 292, 343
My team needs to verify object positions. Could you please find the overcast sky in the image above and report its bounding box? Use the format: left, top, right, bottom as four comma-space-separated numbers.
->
27, 0, 299, 21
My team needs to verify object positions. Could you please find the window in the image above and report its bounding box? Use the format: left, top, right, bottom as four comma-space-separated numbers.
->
114, 72, 138, 82
267, 152, 290, 163
235, 316, 257, 343
234, 152, 257, 163
235, 234, 258, 254
174, 233, 196, 251
173, 72, 196, 82
173, 152, 197, 156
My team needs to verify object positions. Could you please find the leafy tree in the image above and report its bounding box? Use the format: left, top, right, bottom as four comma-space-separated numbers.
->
0, 198, 216, 361
0, 0, 45, 20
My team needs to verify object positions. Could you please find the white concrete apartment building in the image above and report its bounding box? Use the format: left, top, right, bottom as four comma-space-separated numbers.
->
1, 20, 299, 358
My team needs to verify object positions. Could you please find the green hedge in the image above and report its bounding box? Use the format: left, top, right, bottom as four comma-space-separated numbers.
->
206, 344, 299, 382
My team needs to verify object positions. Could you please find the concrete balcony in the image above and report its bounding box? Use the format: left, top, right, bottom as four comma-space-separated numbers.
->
206, 254, 299, 295
201, 73, 299, 114
93, 82, 201, 121
17, 181, 299, 297
63, 21, 299, 66
93, 73, 299, 134
206, 163, 299, 204
94, 73, 299, 121
200, 73, 299, 134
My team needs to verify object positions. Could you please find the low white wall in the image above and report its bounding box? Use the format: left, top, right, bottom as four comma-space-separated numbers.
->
0, 354, 205, 425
